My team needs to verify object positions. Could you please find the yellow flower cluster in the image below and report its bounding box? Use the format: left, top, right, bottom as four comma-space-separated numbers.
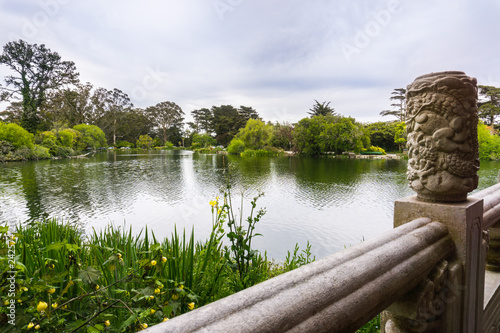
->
209, 200, 217, 207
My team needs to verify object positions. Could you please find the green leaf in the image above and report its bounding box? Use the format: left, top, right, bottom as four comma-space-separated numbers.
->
78, 267, 102, 285
0, 226, 8, 233
118, 314, 137, 332
65, 243, 81, 252
46, 241, 66, 251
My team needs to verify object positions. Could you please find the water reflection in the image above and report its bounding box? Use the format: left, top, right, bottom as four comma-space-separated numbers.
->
1, 152, 500, 260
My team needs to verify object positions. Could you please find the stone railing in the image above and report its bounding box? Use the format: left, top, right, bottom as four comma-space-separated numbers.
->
144, 72, 500, 332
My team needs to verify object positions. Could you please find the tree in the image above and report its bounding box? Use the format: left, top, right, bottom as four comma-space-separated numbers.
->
364, 121, 400, 152
136, 134, 153, 149
191, 108, 213, 133
232, 119, 273, 150
44, 82, 95, 127
0, 121, 34, 149
308, 100, 335, 117
73, 124, 106, 150
270, 122, 294, 150
93, 88, 133, 145
478, 85, 500, 126
477, 121, 500, 160
147, 101, 184, 144
380, 88, 406, 122
211, 105, 242, 146
192, 133, 216, 148
294, 115, 368, 155
0, 40, 79, 133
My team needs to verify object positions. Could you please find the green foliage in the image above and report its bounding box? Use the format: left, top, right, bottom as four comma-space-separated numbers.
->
308, 100, 335, 117
73, 124, 107, 150
294, 116, 368, 155
233, 119, 273, 150
192, 133, 216, 148
0, 121, 34, 149
58, 128, 79, 148
116, 140, 134, 148
361, 146, 387, 155
270, 122, 294, 150
227, 139, 245, 154
0, 40, 79, 133
478, 121, 500, 160
240, 148, 283, 157
164, 141, 174, 149
364, 121, 400, 152
136, 134, 154, 149
32, 145, 51, 159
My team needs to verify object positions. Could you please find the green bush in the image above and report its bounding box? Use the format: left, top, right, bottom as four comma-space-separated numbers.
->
164, 141, 174, 149
58, 129, 80, 148
227, 139, 245, 154
32, 145, 50, 159
361, 146, 387, 155
116, 140, 134, 148
0, 121, 34, 149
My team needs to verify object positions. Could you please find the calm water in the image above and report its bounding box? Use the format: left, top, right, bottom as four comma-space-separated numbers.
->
1, 151, 500, 259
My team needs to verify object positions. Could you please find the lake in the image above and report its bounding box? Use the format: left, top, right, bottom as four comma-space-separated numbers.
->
1, 150, 500, 260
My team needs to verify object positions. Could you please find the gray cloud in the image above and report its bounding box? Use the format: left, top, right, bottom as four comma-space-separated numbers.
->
0, 0, 499, 123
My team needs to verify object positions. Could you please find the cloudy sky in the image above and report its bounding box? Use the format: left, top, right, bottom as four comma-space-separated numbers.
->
0, 0, 499, 124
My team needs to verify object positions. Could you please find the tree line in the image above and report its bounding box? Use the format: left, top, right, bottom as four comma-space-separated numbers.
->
1, 39, 500, 160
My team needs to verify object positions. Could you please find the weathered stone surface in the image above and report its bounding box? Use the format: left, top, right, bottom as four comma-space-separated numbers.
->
387, 196, 486, 333
406, 71, 479, 202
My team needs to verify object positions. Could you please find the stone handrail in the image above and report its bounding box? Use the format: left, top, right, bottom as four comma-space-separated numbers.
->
144, 218, 454, 333
471, 183, 500, 229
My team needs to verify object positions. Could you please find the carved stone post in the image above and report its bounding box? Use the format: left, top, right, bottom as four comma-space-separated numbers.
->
382, 71, 486, 333
406, 71, 479, 202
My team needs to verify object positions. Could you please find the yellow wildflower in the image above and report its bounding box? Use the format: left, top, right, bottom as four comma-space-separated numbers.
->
178, 285, 184, 290
104, 320, 110, 327
163, 317, 169, 322
149, 295, 154, 300
3, 300, 8, 306
95, 285, 100, 290
48, 264, 55, 269
117, 253, 122, 259
154, 288, 161, 294
209, 200, 217, 207
161, 256, 167, 262
47, 288, 55, 294
35, 325, 40, 330
150, 260, 157, 266
37, 301, 48, 312
61, 305, 67, 309
188, 302, 195, 310
140, 323, 148, 329
9, 241, 15, 247
52, 303, 58, 309
172, 294, 179, 301
28, 322, 35, 329
150, 309, 156, 315
21, 287, 28, 292
218, 208, 222, 215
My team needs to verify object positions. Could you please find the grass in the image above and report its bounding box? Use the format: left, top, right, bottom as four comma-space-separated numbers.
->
0, 191, 380, 332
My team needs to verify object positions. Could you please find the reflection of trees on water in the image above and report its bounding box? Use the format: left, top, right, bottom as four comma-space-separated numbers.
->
19, 162, 48, 222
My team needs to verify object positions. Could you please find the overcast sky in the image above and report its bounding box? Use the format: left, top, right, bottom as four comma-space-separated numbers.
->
0, 0, 499, 124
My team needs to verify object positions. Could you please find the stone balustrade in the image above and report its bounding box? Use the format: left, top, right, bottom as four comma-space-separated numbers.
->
144, 218, 454, 333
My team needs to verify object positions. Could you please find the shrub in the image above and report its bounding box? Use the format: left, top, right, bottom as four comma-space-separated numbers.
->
0, 121, 34, 149
164, 141, 174, 149
58, 129, 80, 148
227, 139, 245, 154
116, 140, 134, 148
361, 146, 387, 155
32, 145, 50, 159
